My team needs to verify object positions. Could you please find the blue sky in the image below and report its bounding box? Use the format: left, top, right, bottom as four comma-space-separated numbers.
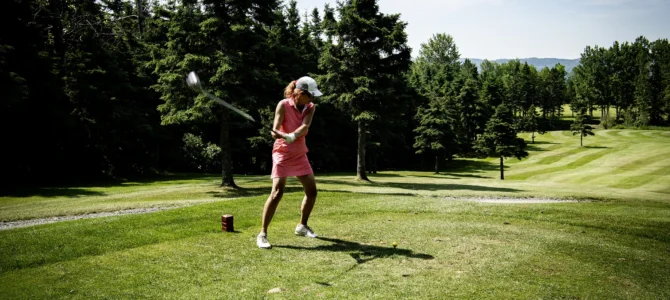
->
294, 0, 670, 60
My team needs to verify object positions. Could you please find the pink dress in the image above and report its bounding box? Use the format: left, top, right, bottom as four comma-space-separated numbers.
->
271, 98, 315, 178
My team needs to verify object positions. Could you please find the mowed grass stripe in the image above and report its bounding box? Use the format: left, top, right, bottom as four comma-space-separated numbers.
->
654, 186, 670, 195
548, 131, 578, 141
625, 130, 664, 141
639, 131, 670, 139
535, 147, 592, 165
507, 147, 618, 180
598, 130, 627, 140
509, 143, 623, 176
506, 143, 580, 169
607, 160, 670, 190
576, 151, 670, 184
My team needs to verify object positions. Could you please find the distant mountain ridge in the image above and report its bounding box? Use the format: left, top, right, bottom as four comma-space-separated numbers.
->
460, 58, 581, 74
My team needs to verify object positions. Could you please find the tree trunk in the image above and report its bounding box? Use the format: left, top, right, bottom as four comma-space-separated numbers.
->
434, 154, 439, 174
356, 121, 369, 181
136, 0, 145, 38
500, 156, 504, 180
49, 0, 64, 65
532, 131, 535, 144
220, 110, 238, 188
580, 133, 583, 147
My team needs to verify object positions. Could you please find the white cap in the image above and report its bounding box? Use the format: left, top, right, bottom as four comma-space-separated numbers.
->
295, 76, 323, 97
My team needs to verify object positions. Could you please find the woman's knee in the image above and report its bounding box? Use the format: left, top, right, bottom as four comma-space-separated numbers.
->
270, 188, 284, 202
305, 187, 317, 199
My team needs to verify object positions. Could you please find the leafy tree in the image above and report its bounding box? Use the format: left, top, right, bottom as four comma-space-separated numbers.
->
475, 104, 528, 180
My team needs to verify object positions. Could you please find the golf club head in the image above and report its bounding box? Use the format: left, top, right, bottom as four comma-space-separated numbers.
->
186, 71, 202, 90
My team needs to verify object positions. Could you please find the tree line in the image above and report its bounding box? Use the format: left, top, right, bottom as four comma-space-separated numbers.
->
569, 37, 670, 128
2, 0, 669, 186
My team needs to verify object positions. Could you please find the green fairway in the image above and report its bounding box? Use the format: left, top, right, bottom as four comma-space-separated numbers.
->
1, 130, 669, 299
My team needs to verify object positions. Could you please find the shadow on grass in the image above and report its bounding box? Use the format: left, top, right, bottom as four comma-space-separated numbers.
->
413, 173, 490, 179
411, 174, 462, 180
207, 186, 418, 198
527, 140, 559, 145
443, 159, 507, 173
274, 236, 434, 286
583, 146, 609, 149
0, 173, 218, 198
526, 145, 549, 152
318, 189, 417, 197
319, 179, 521, 193
207, 186, 305, 198
0, 188, 106, 198
365, 173, 405, 178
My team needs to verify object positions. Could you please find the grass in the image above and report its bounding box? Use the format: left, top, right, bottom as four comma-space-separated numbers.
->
1, 129, 670, 299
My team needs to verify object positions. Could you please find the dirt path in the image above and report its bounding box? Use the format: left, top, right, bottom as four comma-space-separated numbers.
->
0, 197, 580, 231
442, 196, 581, 204
0, 207, 179, 231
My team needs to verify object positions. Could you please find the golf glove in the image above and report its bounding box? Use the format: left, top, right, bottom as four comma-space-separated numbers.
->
284, 133, 296, 144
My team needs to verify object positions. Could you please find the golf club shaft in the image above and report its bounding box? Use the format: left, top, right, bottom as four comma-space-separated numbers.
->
201, 89, 282, 137
202, 90, 256, 123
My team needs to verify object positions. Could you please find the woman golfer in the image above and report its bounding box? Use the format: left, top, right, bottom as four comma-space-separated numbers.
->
257, 76, 322, 249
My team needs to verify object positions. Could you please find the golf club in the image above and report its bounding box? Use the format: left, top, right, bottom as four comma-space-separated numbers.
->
186, 71, 283, 137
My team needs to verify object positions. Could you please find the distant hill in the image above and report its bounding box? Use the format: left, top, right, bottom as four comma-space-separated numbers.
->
459, 58, 581, 74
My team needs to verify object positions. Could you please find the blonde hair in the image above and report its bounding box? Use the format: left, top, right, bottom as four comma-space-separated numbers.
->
284, 80, 309, 99
284, 80, 297, 98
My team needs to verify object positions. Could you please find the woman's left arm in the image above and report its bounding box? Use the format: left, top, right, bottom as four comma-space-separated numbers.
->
291, 106, 316, 138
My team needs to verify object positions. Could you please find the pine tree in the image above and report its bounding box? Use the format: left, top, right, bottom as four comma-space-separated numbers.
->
457, 76, 480, 150
317, 0, 411, 181
152, 0, 281, 187
409, 33, 461, 170
474, 104, 528, 180
520, 105, 543, 144
570, 102, 595, 147
413, 100, 454, 173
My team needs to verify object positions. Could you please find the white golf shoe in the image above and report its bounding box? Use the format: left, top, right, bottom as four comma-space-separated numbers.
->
294, 224, 318, 238
257, 233, 271, 249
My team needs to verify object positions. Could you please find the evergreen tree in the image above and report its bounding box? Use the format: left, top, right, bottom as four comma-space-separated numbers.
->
413, 100, 454, 173
520, 105, 543, 144
457, 77, 480, 149
570, 101, 595, 146
152, 0, 281, 187
474, 104, 528, 180
409, 33, 461, 169
633, 36, 653, 126
317, 0, 411, 181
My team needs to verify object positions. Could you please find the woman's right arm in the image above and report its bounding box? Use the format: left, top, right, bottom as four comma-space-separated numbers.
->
271, 101, 285, 140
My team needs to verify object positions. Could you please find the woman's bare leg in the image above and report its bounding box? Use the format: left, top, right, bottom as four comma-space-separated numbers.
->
297, 174, 317, 226
261, 177, 287, 234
